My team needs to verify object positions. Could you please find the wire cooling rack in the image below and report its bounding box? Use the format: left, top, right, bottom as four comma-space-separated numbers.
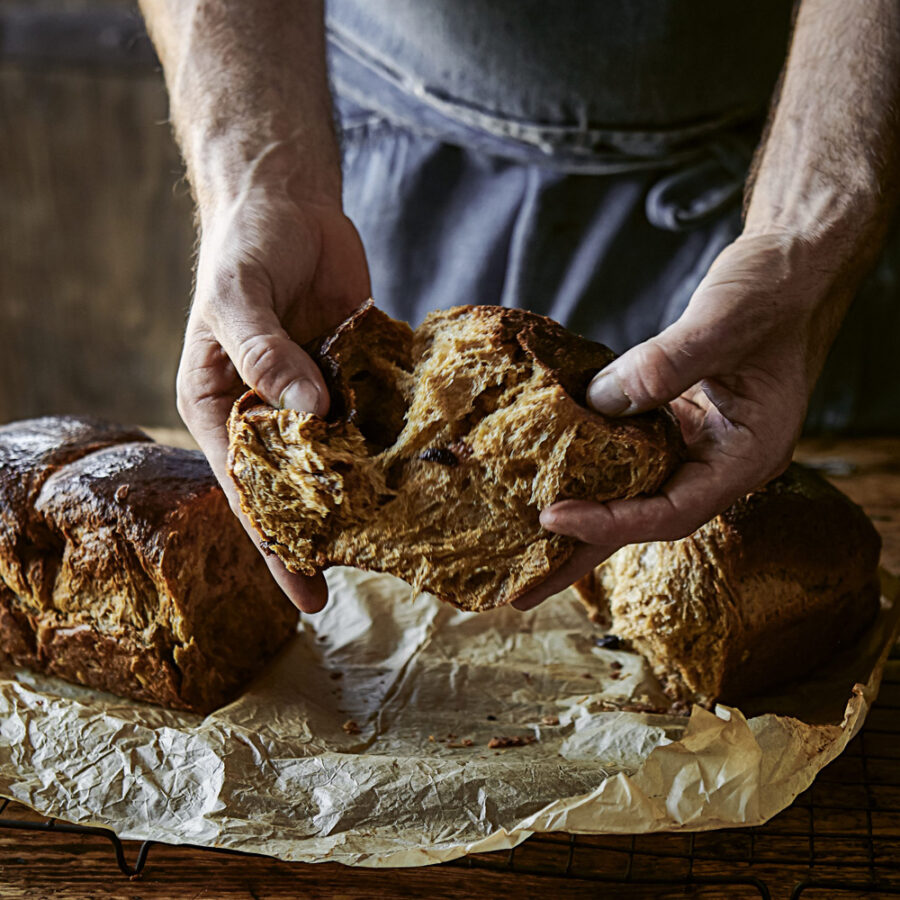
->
1, 652, 898, 899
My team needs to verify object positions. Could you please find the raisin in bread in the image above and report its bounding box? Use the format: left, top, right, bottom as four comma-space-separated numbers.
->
0, 416, 299, 714
574, 464, 882, 706
227, 302, 684, 611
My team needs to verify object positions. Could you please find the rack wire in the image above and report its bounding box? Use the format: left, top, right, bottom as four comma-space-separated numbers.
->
1, 651, 897, 898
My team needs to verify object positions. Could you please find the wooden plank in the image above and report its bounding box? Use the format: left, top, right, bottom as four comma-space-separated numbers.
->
795, 437, 900, 573
0, 63, 194, 429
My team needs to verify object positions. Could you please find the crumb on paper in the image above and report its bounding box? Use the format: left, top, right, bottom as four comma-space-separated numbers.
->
446, 739, 474, 749
610, 671, 621, 680
610, 661, 623, 671
428, 734, 435, 742
488, 735, 536, 749
342, 720, 361, 735
540, 715, 559, 726
593, 697, 690, 716
581, 672, 593, 679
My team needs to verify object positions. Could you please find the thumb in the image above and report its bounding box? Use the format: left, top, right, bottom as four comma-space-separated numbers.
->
587, 320, 714, 416
208, 296, 330, 416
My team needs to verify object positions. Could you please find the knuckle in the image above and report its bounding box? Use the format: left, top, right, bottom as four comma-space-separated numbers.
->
759, 448, 793, 489
175, 384, 190, 422
175, 334, 240, 424
175, 383, 207, 435
621, 341, 691, 406
236, 334, 290, 400
769, 455, 791, 482
175, 368, 198, 423
236, 333, 276, 378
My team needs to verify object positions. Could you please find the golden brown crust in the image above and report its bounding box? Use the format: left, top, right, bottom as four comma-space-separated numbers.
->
575, 464, 882, 705
0, 417, 151, 601
228, 302, 685, 611
0, 417, 299, 714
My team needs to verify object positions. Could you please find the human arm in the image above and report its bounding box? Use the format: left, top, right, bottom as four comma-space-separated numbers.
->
139, 0, 371, 611
514, 0, 900, 608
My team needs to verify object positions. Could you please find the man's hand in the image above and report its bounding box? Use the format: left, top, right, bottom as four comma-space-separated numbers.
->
178, 175, 370, 613
512, 233, 829, 609
513, 0, 900, 612
138, 0, 367, 610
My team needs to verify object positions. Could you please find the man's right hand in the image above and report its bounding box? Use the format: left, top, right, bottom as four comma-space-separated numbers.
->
138, 0, 359, 611
177, 165, 371, 613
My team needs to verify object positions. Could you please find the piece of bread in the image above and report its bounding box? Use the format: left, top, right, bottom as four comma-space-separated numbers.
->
0, 416, 299, 714
227, 302, 684, 611
574, 464, 882, 706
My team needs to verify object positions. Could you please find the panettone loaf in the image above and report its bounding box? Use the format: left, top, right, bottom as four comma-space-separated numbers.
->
574, 464, 882, 706
227, 302, 684, 611
0, 417, 299, 714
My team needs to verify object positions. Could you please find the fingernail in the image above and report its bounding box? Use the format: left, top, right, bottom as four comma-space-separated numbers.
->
280, 379, 322, 415
539, 508, 559, 530
587, 370, 631, 416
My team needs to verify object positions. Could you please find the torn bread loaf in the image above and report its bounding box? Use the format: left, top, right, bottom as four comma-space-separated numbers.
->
574, 464, 882, 706
0, 416, 299, 714
227, 301, 684, 611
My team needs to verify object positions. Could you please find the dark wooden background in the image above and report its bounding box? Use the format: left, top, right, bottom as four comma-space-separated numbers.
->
0, 0, 193, 429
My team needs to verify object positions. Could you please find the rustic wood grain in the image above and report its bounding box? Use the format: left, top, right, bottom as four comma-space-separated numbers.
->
795, 437, 900, 574
0, 61, 194, 430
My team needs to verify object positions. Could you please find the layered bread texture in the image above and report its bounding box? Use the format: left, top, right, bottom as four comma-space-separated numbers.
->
228, 302, 684, 611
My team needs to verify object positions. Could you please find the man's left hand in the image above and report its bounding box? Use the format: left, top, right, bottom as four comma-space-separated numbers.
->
512, 232, 843, 610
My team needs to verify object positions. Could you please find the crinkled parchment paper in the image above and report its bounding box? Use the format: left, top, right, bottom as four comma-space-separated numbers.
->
0, 568, 897, 867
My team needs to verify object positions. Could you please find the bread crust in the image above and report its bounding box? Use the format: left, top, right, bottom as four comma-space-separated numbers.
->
575, 464, 882, 705
228, 302, 685, 611
0, 416, 150, 602
0, 417, 299, 714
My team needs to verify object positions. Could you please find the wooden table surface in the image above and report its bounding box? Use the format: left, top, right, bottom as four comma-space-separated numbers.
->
0, 437, 898, 900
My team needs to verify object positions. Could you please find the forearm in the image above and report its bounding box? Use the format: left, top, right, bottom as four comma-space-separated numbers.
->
139, 0, 341, 221
745, 0, 900, 277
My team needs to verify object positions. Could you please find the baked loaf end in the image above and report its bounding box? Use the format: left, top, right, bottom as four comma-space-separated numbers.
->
575, 464, 882, 706
0, 417, 299, 714
227, 302, 684, 611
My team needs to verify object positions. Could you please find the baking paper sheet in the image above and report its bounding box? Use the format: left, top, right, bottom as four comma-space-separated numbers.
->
0, 568, 897, 867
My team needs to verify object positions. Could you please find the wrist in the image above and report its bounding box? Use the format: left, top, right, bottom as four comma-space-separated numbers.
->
190, 129, 343, 231
743, 191, 886, 281
711, 231, 857, 385
724, 230, 845, 299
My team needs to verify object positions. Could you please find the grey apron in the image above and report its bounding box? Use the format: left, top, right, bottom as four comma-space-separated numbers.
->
326, 0, 900, 433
